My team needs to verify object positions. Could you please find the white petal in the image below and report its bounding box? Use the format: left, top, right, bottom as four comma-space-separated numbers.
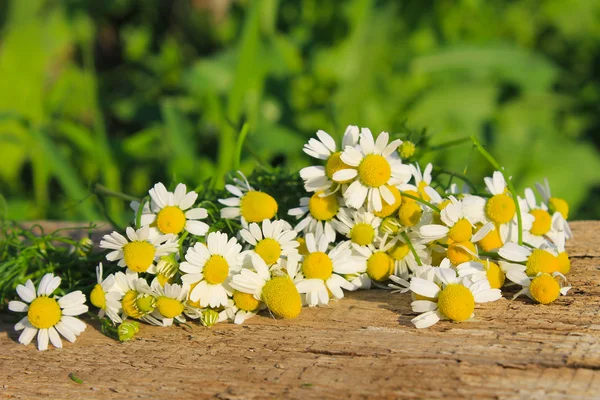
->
410, 278, 440, 298
332, 169, 358, 182
48, 327, 62, 349
316, 130, 337, 153
411, 300, 438, 313
16, 282, 36, 303
411, 310, 441, 329
37, 329, 49, 351
8, 300, 29, 312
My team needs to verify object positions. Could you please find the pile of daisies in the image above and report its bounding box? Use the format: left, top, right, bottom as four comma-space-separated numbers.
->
8, 126, 574, 350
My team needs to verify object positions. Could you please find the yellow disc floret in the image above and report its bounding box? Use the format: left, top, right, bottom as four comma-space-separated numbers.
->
233, 290, 261, 312
558, 252, 570, 275
529, 274, 560, 304
374, 185, 402, 217
525, 249, 559, 276
486, 194, 516, 225
156, 296, 184, 318
302, 252, 333, 280
549, 197, 569, 220
366, 251, 394, 282
123, 241, 156, 273
27, 297, 62, 329
121, 290, 145, 318
136, 295, 156, 314
358, 154, 391, 188
308, 192, 339, 221
240, 191, 278, 223
350, 223, 375, 246
530, 209, 552, 236
448, 219, 473, 243
398, 202, 422, 227
485, 261, 505, 289
261, 276, 302, 319
326, 152, 354, 183
476, 224, 503, 252
156, 206, 186, 234
255, 238, 282, 265
437, 284, 475, 322
90, 284, 106, 310
447, 241, 477, 265
399, 141, 416, 159
388, 243, 410, 261
203, 255, 230, 285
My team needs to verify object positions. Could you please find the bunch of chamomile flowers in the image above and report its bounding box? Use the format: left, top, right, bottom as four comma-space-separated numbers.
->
7, 125, 574, 350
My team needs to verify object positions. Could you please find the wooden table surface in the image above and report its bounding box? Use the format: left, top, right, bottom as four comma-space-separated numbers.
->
1, 221, 599, 399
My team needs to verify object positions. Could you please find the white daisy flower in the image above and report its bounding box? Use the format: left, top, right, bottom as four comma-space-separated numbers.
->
351, 234, 397, 283
239, 219, 299, 266
89, 263, 123, 323
333, 128, 412, 212
295, 233, 364, 306
299, 125, 360, 195
230, 252, 302, 321
288, 192, 341, 242
409, 267, 502, 328
180, 231, 242, 308
131, 182, 209, 236
138, 280, 192, 326
498, 242, 560, 277
218, 171, 278, 225
100, 226, 179, 274
112, 271, 155, 320
506, 270, 571, 304
332, 207, 381, 247
8, 273, 88, 351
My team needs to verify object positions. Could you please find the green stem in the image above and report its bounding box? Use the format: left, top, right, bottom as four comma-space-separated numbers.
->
233, 123, 250, 171
400, 192, 441, 213
94, 184, 140, 203
178, 231, 189, 260
470, 136, 523, 245
401, 232, 422, 266
135, 196, 149, 229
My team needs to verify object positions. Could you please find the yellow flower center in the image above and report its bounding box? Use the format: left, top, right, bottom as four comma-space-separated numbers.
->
308, 192, 339, 221
558, 252, 570, 275
90, 284, 106, 310
296, 237, 309, 256
447, 241, 477, 265
388, 243, 410, 261
526, 249, 559, 276
529, 274, 560, 304
366, 251, 394, 282
399, 141, 416, 159
358, 154, 391, 188
448, 219, 473, 243
136, 295, 156, 314
326, 152, 354, 183
302, 252, 333, 280
417, 181, 431, 202
485, 261, 505, 289
156, 296, 184, 318
373, 185, 402, 217
255, 238, 282, 265
233, 290, 261, 312
549, 197, 569, 220
203, 255, 230, 285
485, 194, 516, 225
350, 223, 375, 246
398, 202, 422, 227
240, 191, 278, 223
27, 296, 62, 329
261, 276, 302, 319
123, 241, 156, 273
476, 224, 503, 252
156, 206, 186, 234
121, 290, 145, 318
529, 209, 552, 236
437, 284, 475, 322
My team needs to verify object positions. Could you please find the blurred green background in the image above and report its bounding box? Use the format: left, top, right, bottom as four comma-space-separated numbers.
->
1, 0, 600, 225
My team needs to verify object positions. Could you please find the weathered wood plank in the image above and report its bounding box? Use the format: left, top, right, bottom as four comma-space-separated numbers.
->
0, 221, 599, 399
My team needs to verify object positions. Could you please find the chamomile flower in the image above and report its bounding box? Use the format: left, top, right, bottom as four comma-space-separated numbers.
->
239, 219, 299, 266
506, 271, 571, 304
295, 233, 364, 306
9, 273, 88, 351
288, 192, 341, 242
299, 125, 360, 194
498, 242, 560, 276
456, 259, 506, 289
89, 263, 123, 323
387, 234, 431, 278
332, 207, 381, 247
180, 231, 242, 308
132, 183, 209, 236
112, 271, 155, 320
219, 171, 278, 224
352, 235, 397, 283
100, 226, 179, 274
230, 252, 302, 320
138, 281, 192, 326
409, 268, 501, 328
333, 128, 412, 212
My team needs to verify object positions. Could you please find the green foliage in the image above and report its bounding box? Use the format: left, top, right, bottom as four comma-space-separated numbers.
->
0, 0, 599, 221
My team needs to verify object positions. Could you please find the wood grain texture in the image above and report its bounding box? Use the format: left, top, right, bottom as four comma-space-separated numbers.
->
1, 221, 599, 399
